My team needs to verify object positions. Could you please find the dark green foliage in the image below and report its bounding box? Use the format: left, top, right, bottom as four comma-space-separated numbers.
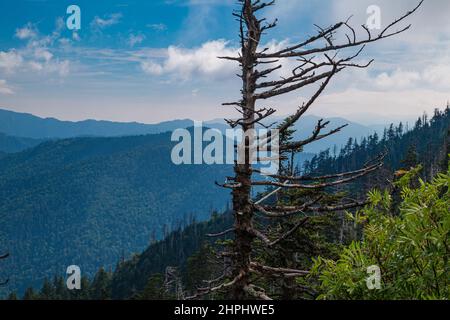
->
22, 287, 37, 300
138, 274, 167, 300
0, 132, 231, 295
111, 212, 233, 299
401, 144, 419, 170
6, 292, 17, 300
313, 164, 450, 299
10, 108, 449, 300
184, 243, 225, 299
90, 268, 112, 300
18, 274, 91, 300
303, 107, 450, 195
39, 278, 55, 300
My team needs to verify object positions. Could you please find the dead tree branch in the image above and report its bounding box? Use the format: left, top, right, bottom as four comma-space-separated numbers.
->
198, 0, 422, 300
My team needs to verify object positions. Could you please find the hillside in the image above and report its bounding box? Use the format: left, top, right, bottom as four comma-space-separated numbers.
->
0, 133, 44, 153
111, 212, 234, 299
2, 108, 447, 298
303, 108, 450, 192
0, 132, 232, 295
103, 108, 449, 300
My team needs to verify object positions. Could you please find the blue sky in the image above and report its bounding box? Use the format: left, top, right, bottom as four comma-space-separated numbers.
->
0, 0, 449, 124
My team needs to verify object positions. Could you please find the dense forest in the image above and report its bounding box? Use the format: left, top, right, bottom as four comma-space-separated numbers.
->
302, 108, 450, 197
0, 131, 231, 295
1, 0, 448, 305
0, 133, 44, 153
13, 107, 449, 300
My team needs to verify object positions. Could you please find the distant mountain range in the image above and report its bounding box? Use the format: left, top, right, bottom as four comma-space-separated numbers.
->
0, 108, 385, 154
0, 107, 388, 295
0, 105, 445, 296
206, 116, 386, 154
0, 108, 202, 139
0, 132, 232, 295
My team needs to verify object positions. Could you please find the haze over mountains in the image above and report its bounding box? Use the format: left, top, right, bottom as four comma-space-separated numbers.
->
0, 108, 385, 154
0, 131, 231, 294
0, 108, 197, 139
0, 107, 392, 295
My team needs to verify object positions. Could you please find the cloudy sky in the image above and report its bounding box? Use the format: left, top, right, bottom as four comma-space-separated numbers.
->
0, 0, 448, 124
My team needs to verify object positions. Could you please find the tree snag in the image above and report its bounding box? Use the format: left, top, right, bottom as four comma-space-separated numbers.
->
188, 0, 424, 300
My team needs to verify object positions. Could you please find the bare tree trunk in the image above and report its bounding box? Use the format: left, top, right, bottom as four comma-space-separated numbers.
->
231, 3, 259, 298
231, 166, 254, 299
187, 0, 423, 300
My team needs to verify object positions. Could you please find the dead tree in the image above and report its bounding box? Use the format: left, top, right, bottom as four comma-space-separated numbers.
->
190, 0, 423, 300
164, 266, 184, 300
0, 252, 9, 286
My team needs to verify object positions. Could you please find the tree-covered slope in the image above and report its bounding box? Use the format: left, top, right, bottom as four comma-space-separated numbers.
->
4, 108, 448, 299
303, 108, 450, 195
103, 108, 449, 300
0, 132, 231, 295
0, 132, 44, 153
111, 212, 234, 299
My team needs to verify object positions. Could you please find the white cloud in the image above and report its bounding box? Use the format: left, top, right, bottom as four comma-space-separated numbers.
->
7, 20, 73, 78
0, 80, 14, 95
141, 61, 164, 75
91, 13, 123, 29
330, 0, 450, 43
423, 64, 450, 90
141, 40, 239, 80
33, 48, 54, 62
15, 23, 38, 40
0, 50, 23, 72
373, 65, 450, 91
3, 1, 448, 123
128, 34, 145, 47
375, 69, 421, 90
48, 60, 70, 77
147, 23, 167, 31
29, 61, 43, 71
313, 88, 449, 122
258, 0, 450, 121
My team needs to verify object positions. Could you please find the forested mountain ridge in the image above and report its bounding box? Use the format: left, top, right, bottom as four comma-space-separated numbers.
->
0, 108, 384, 154
3, 108, 448, 299
303, 108, 450, 195
0, 133, 45, 153
111, 212, 234, 299
0, 108, 198, 139
209, 115, 386, 154
55, 108, 447, 301
0, 131, 232, 296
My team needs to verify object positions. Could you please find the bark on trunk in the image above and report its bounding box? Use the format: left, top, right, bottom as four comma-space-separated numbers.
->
231, 3, 259, 297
